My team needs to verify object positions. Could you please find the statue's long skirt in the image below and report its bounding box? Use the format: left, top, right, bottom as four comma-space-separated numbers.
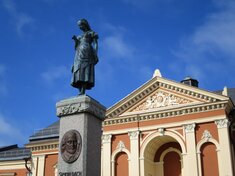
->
71, 60, 95, 90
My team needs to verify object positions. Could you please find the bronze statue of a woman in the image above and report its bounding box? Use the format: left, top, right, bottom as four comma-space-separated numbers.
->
71, 19, 99, 95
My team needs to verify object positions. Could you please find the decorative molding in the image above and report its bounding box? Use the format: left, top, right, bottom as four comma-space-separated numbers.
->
128, 131, 139, 140
184, 123, 196, 133
116, 141, 126, 151
158, 128, 165, 136
201, 130, 212, 141
31, 144, 59, 152
103, 102, 226, 126
215, 119, 230, 129
106, 80, 220, 119
102, 134, 112, 143
57, 103, 82, 116
56, 96, 106, 119
133, 91, 192, 111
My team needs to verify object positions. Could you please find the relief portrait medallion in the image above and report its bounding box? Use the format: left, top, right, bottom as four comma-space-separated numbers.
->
60, 130, 82, 163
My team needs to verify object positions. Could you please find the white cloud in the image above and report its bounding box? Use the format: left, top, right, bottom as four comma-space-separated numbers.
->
0, 113, 24, 146
41, 65, 70, 85
100, 23, 134, 59
2, 0, 34, 37
98, 22, 161, 85
192, 2, 235, 58
172, 1, 235, 85
103, 35, 134, 59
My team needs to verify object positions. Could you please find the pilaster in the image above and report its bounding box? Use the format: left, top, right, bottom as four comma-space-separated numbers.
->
37, 155, 46, 176
184, 123, 198, 176
102, 134, 112, 176
128, 130, 140, 176
215, 119, 233, 176
31, 156, 38, 176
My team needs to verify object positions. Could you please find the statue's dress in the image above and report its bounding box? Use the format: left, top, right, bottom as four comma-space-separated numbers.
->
71, 31, 98, 90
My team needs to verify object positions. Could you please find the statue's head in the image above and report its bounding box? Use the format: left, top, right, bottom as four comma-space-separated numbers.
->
77, 19, 91, 31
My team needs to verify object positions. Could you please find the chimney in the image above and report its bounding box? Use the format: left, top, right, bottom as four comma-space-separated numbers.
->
181, 76, 199, 87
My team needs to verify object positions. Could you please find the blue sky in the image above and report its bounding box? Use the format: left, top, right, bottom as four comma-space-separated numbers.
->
0, 0, 235, 146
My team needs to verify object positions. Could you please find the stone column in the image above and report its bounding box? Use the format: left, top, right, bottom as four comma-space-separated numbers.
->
102, 134, 112, 176
215, 118, 233, 176
128, 131, 140, 176
56, 95, 106, 176
184, 123, 198, 176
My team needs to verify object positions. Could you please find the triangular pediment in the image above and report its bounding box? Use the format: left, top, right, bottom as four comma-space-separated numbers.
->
129, 88, 197, 112
105, 76, 230, 119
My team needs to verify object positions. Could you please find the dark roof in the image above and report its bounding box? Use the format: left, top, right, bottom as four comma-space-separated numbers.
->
0, 144, 18, 151
29, 121, 59, 141
0, 145, 30, 161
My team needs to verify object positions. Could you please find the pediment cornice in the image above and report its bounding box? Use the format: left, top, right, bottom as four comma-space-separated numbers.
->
104, 101, 227, 126
106, 76, 230, 120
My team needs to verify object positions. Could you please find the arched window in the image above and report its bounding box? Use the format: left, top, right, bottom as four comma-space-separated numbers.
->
115, 152, 129, 176
200, 142, 219, 176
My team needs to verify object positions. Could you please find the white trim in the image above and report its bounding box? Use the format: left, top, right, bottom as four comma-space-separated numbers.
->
140, 130, 186, 155
159, 147, 182, 162
139, 130, 186, 176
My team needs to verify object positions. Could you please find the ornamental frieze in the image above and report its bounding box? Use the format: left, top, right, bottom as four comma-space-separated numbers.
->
57, 99, 105, 119
103, 102, 226, 126
132, 91, 192, 111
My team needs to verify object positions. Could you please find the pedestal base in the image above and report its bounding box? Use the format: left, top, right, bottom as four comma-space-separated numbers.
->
56, 95, 106, 176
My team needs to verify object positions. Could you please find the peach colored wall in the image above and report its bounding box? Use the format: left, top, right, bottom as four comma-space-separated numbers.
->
115, 152, 128, 176
0, 169, 27, 175
196, 122, 219, 143
44, 154, 58, 176
112, 134, 130, 152
201, 143, 219, 176
175, 128, 183, 136
163, 151, 181, 176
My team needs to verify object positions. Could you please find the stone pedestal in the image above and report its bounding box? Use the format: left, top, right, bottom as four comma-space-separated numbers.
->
56, 95, 106, 176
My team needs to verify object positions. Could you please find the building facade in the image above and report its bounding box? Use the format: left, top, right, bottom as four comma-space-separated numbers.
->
0, 74, 235, 176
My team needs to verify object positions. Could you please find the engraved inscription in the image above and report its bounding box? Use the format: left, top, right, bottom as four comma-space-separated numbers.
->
59, 171, 82, 176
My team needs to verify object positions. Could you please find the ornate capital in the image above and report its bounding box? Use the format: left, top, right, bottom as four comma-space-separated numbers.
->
201, 130, 212, 142
102, 134, 112, 144
128, 131, 139, 140
184, 123, 196, 133
56, 96, 106, 119
215, 119, 230, 129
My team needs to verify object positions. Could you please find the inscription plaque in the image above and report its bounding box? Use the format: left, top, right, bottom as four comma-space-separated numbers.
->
60, 130, 82, 163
